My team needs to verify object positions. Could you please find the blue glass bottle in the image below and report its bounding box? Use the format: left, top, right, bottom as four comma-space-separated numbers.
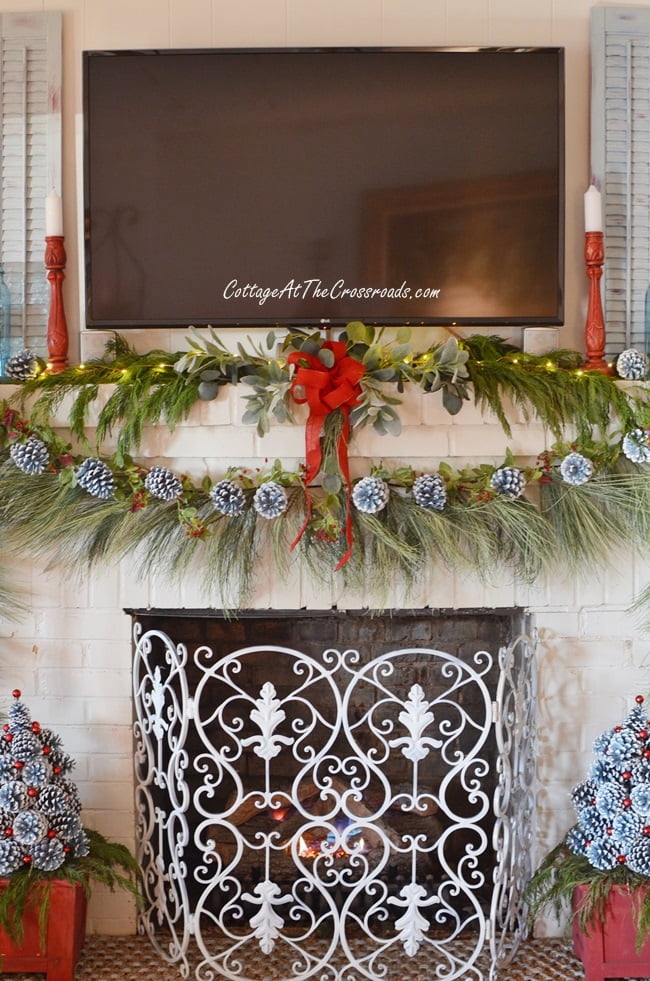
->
0, 265, 10, 376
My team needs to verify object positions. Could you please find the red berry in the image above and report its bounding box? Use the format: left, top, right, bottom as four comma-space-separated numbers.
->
22, 855, 31, 865
63, 845, 70, 853
31, 722, 40, 734
639, 730, 649, 740
643, 827, 650, 836
52, 765, 61, 775
4, 828, 12, 837
637, 695, 645, 704
624, 798, 632, 807
42, 746, 51, 756
606, 827, 613, 835
623, 771, 632, 780
4, 733, 12, 742
615, 726, 623, 732
644, 749, 650, 759
11, 689, 20, 699
47, 830, 56, 839
617, 855, 627, 864
2, 724, 8, 732
26, 788, 37, 798
13, 760, 24, 770
585, 840, 592, 847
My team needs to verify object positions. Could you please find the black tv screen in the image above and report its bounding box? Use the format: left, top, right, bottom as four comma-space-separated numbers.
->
83, 46, 564, 328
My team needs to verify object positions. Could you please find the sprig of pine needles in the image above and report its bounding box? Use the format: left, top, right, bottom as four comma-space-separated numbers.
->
526, 842, 650, 951
0, 828, 140, 944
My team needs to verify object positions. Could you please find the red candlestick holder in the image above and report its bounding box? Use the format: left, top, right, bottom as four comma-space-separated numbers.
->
583, 230, 612, 374
44, 235, 69, 373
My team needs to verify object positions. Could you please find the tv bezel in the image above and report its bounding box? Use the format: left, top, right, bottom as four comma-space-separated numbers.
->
82, 45, 566, 330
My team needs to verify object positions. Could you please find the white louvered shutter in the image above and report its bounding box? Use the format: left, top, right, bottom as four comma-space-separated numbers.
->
591, 7, 650, 355
0, 12, 61, 359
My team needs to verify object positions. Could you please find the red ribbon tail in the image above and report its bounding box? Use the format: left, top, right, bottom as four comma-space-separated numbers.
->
334, 411, 354, 571
290, 491, 313, 552
290, 413, 324, 553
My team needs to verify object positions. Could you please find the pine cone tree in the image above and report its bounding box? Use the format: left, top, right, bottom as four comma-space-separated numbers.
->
75, 457, 115, 499
10, 437, 50, 475
0, 690, 89, 874
567, 695, 650, 875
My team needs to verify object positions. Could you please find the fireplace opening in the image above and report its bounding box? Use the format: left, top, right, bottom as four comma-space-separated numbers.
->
130, 607, 535, 981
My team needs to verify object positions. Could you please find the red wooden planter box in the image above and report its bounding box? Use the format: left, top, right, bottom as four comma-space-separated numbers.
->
572, 884, 650, 981
0, 878, 87, 981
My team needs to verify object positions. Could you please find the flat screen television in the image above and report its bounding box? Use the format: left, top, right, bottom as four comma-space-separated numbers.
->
82, 46, 565, 329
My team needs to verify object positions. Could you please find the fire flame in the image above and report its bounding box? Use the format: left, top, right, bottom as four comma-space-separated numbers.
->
295, 822, 368, 859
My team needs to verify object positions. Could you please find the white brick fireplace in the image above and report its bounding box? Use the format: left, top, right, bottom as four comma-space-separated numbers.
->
3, 380, 649, 937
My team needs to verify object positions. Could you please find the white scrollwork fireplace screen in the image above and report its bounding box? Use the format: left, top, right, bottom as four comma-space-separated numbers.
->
132, 624, 536, 981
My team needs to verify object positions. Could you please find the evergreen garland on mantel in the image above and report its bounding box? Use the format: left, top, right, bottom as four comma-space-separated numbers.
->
1, 325, 650, 612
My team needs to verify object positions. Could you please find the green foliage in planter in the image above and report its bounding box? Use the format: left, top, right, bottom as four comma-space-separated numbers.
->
526, 843, 650, 952
0, 828, 141, 944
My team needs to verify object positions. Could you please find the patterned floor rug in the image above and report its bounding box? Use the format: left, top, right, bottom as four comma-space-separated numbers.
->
5, 933, 649, 980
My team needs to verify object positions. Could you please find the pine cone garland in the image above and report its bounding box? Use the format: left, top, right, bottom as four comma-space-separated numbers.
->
10, 437, 50, 475
252, 481, 288, 519
622, 428, 650, 464
490, 466, 525, 500
0, 690, 90, 874
76, 457, 115, 499
412, 473, 447, 511
210, 479, 246, 517
616, 348, 648, 380
559, 451, 594, 486
144, 465, 183, 501
352, 476, 390, 514
4, 349, 40, 381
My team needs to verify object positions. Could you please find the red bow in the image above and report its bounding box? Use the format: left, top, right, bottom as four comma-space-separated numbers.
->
287, 340, 365, 568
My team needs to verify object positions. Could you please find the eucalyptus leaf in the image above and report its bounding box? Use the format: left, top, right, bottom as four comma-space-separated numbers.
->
442, 386, 464, 415
346, 321, 374, 344
381, 410, 402, 437
318, 347, 336, 368
322, 472, 342, 493
372, 367, 398, 382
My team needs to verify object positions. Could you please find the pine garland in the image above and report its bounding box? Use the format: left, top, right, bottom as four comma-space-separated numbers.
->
0, 327, 650, 612
7, 328, 650, 458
